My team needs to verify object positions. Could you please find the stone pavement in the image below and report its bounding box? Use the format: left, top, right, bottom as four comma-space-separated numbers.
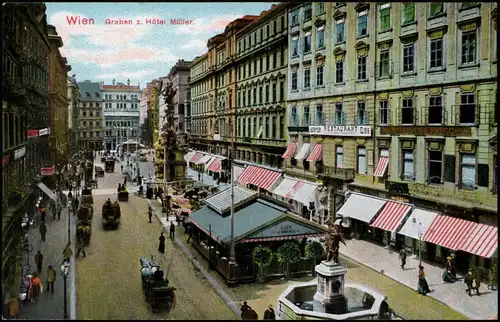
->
337, 239, 498, 320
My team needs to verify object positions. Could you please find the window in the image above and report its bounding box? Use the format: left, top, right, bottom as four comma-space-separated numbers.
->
460, 154, 476, 189
291, 10, 299, 26
336, 146, 344, 168
379, 100, 389, 125
304, 68, 311, 88
335, 61, 344, 83
461, 31, 476, 65
428, 96, 443, 124
265, 117, 270, 138
273, 52, 277, 69
317, 26, 325, 49
291, 38, 298, 57
266, 55, 270, 71
379, 3, 391, 31
280, 16, 285, 31
402, 149, 414, 180
403, 4, 415, 23
357, 11, 368, 37
272, 83, 276, 102
280, 48, 285, 66
253, 88, 257, 105
272, 116, 277, 138
316, 104, 323, 125
291, 107, 298, 126
430, 3, 444, 17
237, 118, 241, 136
279, 82, 284, 101
430, 38, 443, 68
316, 2, 324, 15
304, 4, 312, 21
279, 115, 284, 139
357, 147, 367, 174
357, 101, 367, 125
242, 118, 246, 137
316, 65, 324, 86
379, 50, 390, 78
303, 106, 310, 125
460, 93, 476, 124
335, 102, 344, 125
254, 60, 257, 75
336, 19, 345, 43
260, 57, 264, 73
357, 56, 367, 80
304, 33, 312, 54
428, 150, 443, 184
401, 98, 414, 124
403, 43, 415, 73
273, 21, 277, 35
265, 85, 269, 103
291, 71, 298, 90
259, 87, 263, 104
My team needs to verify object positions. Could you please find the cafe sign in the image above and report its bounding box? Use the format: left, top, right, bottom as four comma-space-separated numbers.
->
27, 129, 39, 138
309, 125, 372, 137
249, 219, 322, 239
14, 147, 26, 160
380, 126, 471, 136
40, 165, 55, 176
39, 128, 50, 136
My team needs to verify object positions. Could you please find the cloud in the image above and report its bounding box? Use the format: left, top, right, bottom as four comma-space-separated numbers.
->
181, 38, 206, 51
174, 14, 243, 35
96, 70, 157, 79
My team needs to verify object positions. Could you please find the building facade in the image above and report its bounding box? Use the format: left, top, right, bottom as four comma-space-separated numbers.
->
67, 74, 80, 156
285, 2, 497, 270
77, 80, 104, 150
47, 25, 70, 167
102, 79, 140, 151
140, 87, 148, 125
2, 2, 51, 298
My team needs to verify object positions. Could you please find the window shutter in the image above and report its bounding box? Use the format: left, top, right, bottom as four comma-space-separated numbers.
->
443, 154, 456, 182
477, 164, 489, 187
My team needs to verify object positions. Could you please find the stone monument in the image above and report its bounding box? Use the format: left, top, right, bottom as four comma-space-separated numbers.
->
313, 218, 348, 314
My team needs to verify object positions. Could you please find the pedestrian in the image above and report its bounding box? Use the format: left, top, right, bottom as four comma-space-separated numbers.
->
417, 265, 431, 295
40, 206, 46, 223
31, 274, 42, 302
198, 172, 201, 181
169, 222, 175, 239
57, 203, 62, 220
264, 304, 276, 320
76, 235, 86, 258
51, 202, 57, 220
399, 249, 407, 271
450, 253, 457, 280
176, 214, 181, 225
465, 269, 480, 296
186, 223, 192, 243
442, 256, 455, 283
124, 177, 127, 186
62, 243, 73, 263
34, 250, 44, 273
39, 222, 47, 242
158, 232, 166, 254
74, 198, 79, 213
46, 265, 56, 293
148, 206, 153, 223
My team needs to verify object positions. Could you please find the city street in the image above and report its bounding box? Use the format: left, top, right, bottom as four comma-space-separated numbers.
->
74, 157, 236, 320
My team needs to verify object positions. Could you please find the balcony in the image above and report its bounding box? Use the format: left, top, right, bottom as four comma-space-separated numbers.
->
288, 113, 308, 132
317, 165, 355, 181
451, 104, 481, 126
422, 105, 447, 125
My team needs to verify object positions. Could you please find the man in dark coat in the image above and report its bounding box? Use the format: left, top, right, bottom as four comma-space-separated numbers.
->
169, 222, 175, 239
263, 304, 276, 320
148, 206, 153, 223
186, 223, 192, 243
39, 223, 47, 242
399, 249, 407, 271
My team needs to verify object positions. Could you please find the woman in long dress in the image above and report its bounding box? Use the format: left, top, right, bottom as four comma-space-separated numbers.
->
418, 265, 431, 295
158, 232, 166, 254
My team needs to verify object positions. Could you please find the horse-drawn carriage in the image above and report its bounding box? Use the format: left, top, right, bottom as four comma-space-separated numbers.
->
102, 199, 121, 227
95, 165, 105, 177
118, 185, 129, 202
140, 256, 176, 313
77, 204, 93, 246
105, 159, 115, 173
81, 188, 94, 205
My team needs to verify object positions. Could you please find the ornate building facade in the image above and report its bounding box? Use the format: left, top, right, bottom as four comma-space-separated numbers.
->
77, 80, 104, 150
67, 74, 80, 156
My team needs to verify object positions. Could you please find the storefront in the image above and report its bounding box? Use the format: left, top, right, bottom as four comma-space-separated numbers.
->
397, 208, 440, 261
272, 176, 321, 221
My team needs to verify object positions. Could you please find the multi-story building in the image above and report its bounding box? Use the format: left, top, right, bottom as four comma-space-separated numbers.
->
77, 80, 104, 150
102, 79, 140, 151
67, 74, 80, 156
286, 3, 498, 272
234, 4, 288, 168
189, 53, 212, 145
140, 88, 148, 125
2, 2, 51, 300
147, 79, 161, 145
47, 24, 70, 168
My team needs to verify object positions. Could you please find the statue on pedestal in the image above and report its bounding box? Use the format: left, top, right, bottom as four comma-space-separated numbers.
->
325, 218, 346, 263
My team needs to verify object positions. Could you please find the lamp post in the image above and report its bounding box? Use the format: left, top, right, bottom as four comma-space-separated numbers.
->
60, 261, 70, 319
412, 217, 423, 265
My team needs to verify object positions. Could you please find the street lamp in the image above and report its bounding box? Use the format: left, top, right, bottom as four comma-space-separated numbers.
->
60, 261, 70, 319
412, 217, 423, 265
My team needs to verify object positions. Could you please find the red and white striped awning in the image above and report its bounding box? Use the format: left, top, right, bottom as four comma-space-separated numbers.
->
423, 215, 476, 250
171, 195, 189, 204
370, 201, 412, 232
240, 233, 324, 243
284, 181, 304, 199
461, 223, 498, 258
374, 157, 389, 177
207, 157, 222, 173
237, 165, 282, 191
189, 152, 204, 163
173, 208, 192, 215
282, 143, 297, 159
306, 144, 323, 162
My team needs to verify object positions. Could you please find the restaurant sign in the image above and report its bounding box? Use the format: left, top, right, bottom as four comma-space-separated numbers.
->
250, 219, 322, 239
27, 129, 40, 138
380, 126, 471, 136
39, 128, 50, 136
14, 147, 26, 160
40, 165, 55, 176
309, 125, 372, 137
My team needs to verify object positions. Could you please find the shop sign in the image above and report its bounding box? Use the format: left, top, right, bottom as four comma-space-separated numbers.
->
40, 165, 55, 176
14, 147, 26, 160
250, 219, 321, 239
309, 125, 372, 137
213, 134, 221, 141
27, 129, 40, 138
39, 128, 50, 136
380, 126, 471, 136
390, 196, 411, 203
2, 155, 10, 168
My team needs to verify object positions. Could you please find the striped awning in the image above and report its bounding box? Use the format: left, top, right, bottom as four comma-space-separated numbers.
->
196, 154, 212, 165
295, 143, 311, 160
282, 143, 297, 159
273, 178, 299, 198
173, 208, 192, 215
423, 215, 476, 250
371, 201, 412, 232
461, 223, 498, 258
240, 233, 324, 243
207, 157, 222, 173
171, 195, 189, 204
189, 152, 204, 163
306, 144, 323, 162
237, 165, 282, 190
374, 157, 389, 177
285, 181, 304, 199
184, 151, 196, 162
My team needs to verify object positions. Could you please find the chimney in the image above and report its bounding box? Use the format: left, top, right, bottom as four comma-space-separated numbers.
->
127, 79, 130, 86
112, 79, 115, 85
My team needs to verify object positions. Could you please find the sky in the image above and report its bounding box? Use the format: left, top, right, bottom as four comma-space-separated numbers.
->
45, 2, 276, 88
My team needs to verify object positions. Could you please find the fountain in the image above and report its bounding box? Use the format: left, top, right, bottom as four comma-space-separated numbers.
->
277, 219, 399, 320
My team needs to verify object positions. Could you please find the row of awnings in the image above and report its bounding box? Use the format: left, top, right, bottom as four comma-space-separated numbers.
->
184, 151, 225, 173
339, 193, 498, 259
272, 176, 319, 205
282, 143, 323, 162
238, 165, 282, 191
